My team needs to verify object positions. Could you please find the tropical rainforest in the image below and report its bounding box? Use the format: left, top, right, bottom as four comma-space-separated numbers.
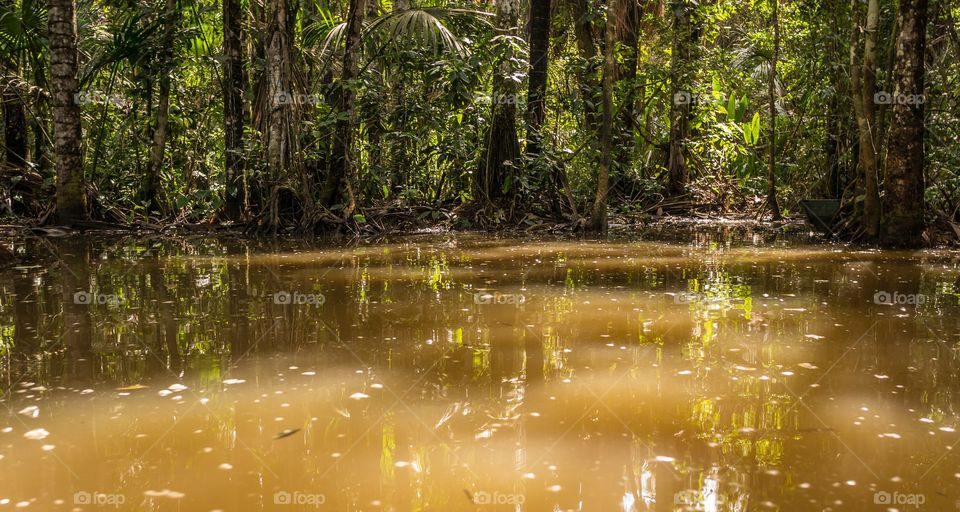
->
0, 0, 955, 246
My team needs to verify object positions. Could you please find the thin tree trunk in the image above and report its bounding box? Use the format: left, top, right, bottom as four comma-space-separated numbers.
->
525, 0, 551, 157
614, 0, 641, 173
851, 0, 881, 238
266, 0, 294, 187
481, 0, 521, 204
766, 0, 782, 220
320, 0, 366, 214
587, 0, 616, 233
48, 0, 87, 222
223, 0, 246, 220
144, 0, 178, 214
571, 0, 600, 136
667, 0, 697, 196
882, 0, 928, 246
3, 81, 29, 169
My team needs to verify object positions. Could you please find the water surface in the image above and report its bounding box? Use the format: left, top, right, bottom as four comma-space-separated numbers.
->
1, 230, 959, 511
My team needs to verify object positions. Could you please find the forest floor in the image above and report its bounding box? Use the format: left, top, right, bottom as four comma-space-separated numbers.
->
1, 206, 957, 272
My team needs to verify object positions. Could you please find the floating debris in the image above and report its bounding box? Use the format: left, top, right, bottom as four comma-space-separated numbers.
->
222, 379, 245, 385
275, 428, 301, 440
116, 384, 148, 391
349, 392, 369, 400
168, 384, 188, 392
17, 406, 39, 418
144, 489, 185, 499
23, 428, 49, 440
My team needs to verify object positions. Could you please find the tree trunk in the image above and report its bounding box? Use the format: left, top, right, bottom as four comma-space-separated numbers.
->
525, 0, 551, 157
48, 0, 87, 222
766, 0, 782, 220
667, 0, 697, 197
481, 0, 521, 204
882, 0, 928, 246
266, 0, 291, 175
3, 82, 29, 169
571, 0, 600, 136
144, 0, 177, 215
587, 0, 616, 233
851, 0, 881, 238
613, 0, 641, 173
223, 0, 246, 220
320, 0, 366, 214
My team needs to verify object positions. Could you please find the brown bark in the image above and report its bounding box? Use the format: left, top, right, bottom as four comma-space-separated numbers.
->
851, 0, 881, 238
882, 0, 928, 246
525, 0, 551, 156
667, 0, 697, 196
321, 0, 366, 214
481, 0, 521, 203
223, 0, 246, 220
48, 0, 87, 222
570, 0, 600, 135
587, 0, 616, 233
266, 0, 294, 182
144, 0, 178, 215
766, 0, 782, 220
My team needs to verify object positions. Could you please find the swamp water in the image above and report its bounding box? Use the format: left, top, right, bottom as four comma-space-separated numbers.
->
1, 229, 959, 511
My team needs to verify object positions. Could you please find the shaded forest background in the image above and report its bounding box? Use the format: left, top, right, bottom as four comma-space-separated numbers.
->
0, 0, 956, 245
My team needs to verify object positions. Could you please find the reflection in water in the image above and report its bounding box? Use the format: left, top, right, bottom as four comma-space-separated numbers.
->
0, 232, 959, 511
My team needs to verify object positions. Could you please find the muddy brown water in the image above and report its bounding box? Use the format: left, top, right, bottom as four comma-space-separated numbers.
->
1, 229, 959, 511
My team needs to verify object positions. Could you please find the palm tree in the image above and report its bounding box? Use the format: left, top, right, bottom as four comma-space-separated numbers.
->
314, 6, 487, 212
48, 0, 87, 222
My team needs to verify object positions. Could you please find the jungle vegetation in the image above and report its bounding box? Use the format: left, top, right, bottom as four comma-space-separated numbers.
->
0, 0, 955, 246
